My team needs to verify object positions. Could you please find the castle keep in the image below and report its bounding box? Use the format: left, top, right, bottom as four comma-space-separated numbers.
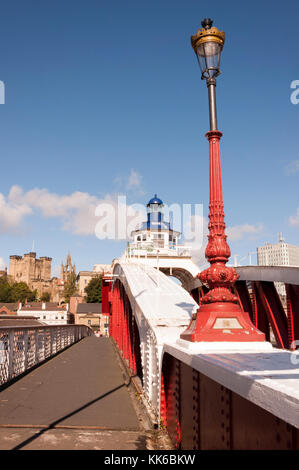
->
9, 252, 52, 285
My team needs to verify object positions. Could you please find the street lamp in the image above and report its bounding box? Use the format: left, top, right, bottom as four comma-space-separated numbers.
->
181, 19, 265, 342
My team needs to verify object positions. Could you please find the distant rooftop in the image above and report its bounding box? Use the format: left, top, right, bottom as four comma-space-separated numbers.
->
0, 303, 19, 312
0, 315, 45, 327
77, 303, 102, 314
19, 302, 67, 311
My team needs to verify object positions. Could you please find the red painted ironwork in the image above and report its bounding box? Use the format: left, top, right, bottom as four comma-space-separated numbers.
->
254, 281, 288, 349
250, 281, 271, 342
234, 281, 254, 318
233, 286, 244, 312
111, 280, 142, 378
285, 283, 299, 350
221, 271, 299, 351
286, 288, 295, 350
160, 372, 167, 428
181, 131, 265, 342
101, 276, 112, 316
251, 283, 258, 329
161, 353, 299, 450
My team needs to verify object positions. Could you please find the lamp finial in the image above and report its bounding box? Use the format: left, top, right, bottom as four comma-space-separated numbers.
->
201, 18, 213, 30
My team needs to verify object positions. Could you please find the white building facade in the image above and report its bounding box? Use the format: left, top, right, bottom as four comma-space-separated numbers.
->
257, 234, 299, 267
257, 234, 299, 301
17, 302, 70, 325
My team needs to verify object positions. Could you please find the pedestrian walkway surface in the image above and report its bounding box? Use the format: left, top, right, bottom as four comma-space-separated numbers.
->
0, 336, 171, 450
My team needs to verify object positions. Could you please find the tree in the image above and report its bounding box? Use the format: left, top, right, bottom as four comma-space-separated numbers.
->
29, 289, 38, 302
63, 272, 77, 303
0, 276, 37, 303
84, 275, 102, 303
40, 292, 51, 302
8, 282, 37, 303
0, 275, 11, 302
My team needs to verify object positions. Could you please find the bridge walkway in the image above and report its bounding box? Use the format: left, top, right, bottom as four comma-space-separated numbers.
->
0, 336, 171, 450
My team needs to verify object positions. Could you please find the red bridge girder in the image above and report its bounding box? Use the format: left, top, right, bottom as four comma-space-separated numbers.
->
286, 283, 299, 350
110, 280, 142, 380
234, 280, 296, 349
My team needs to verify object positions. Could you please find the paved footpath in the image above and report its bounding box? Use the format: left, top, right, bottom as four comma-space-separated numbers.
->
0, 336, 172, 450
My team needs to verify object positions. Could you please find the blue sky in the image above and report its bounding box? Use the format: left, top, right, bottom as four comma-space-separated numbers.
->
0, 0, 298, 273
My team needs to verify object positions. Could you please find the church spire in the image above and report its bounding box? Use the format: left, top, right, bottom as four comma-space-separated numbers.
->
66, 251, 72, 268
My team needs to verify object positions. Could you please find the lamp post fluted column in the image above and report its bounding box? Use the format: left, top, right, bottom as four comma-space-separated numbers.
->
181, 19, 265, 342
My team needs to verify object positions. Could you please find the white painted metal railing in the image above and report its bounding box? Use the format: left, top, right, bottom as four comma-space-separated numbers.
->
125, 242, 192, 259
0, 325, 92, 386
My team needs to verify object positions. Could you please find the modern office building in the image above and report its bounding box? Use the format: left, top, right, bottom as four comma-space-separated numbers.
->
257, 233, 299, 301
257, 233, 299, 267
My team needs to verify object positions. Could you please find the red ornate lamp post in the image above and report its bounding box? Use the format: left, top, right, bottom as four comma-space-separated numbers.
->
181, 19, 265, 342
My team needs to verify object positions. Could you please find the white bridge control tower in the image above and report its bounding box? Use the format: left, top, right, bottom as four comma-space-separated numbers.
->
118, 195, 201, 292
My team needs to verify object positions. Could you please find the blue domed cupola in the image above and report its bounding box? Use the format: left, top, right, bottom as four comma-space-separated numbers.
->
147, 194, 163, 206
146, 194, 164, 229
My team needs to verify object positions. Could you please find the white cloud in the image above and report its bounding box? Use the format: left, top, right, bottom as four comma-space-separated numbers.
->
183, 213, 208, 267
289, 208, 299, 226
8, 185, 101, 235
181, 212, 264, 267
113, 169, 145, 195
127, 169, 141, 188
285, 160, 299, 175
0, 257, 6, 269
0, 188, 32, 233
226, 223, 264, 242
126, 169, 145, 196
0, 185, 147, 239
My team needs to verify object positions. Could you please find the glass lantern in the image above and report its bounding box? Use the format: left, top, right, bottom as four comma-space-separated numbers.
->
191, 19, 225, 81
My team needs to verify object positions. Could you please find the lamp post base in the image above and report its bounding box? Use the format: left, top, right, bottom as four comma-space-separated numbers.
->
180, 302, 266, 342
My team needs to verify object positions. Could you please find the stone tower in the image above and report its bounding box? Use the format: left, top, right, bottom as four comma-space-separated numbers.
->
40, 257, 52, 280
60, 252, 76, 282
9, 255, 23, 282
9, 252, 52, 285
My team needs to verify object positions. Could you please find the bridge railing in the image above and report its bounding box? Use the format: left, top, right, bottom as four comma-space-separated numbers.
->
0, 324, 92, 386
125, 242, 192, 259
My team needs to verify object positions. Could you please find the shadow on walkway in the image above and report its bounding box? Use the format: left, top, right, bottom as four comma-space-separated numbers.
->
11, 380, 131, 450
